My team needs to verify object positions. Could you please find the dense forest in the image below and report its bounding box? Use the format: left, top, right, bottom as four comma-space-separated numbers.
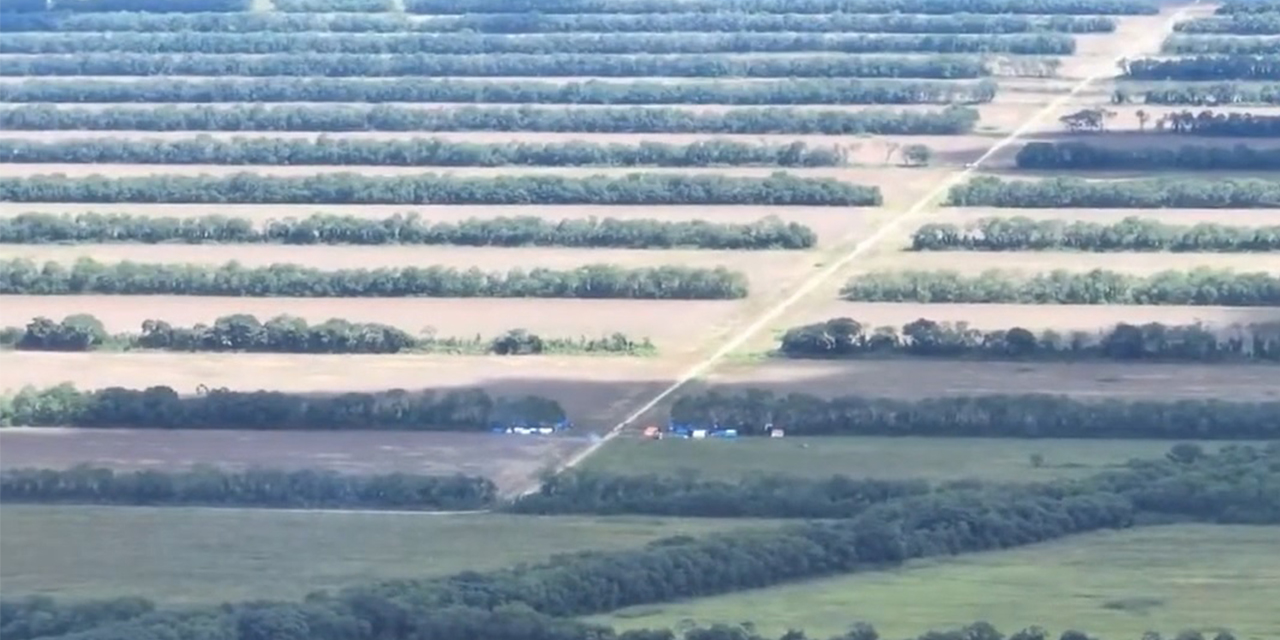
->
947, 176, 1280, 208
398, 0, 1160, 15
0, 32, 1076, 55
0, 79, 999, 105
0, 173, 882, 206
0, 11, 1118, 34
1016, 142, 1280, 170
0, 465, 497, 510
1136, 82, 1280, 105
0, 259, 751, 300
0, 212, 818, 250
0, 137, 849, 168
911, 216, 1280, 252
3, 313, 655, 356
670, 390, 1280, 438
0, 384, 566, 430
841, 268, 1280, 306
1123, 55, 1280, 81
0, 52, 991, 79
4, 446, 1271, 640
1174, 13, 1280, 34
778, 317, 1280, 363
0, 104, 979, 135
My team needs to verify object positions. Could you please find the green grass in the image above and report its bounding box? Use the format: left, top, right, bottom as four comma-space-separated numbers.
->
583, 437, 1224, 484
595, 525, 1280, 640
0, 506, 770, 605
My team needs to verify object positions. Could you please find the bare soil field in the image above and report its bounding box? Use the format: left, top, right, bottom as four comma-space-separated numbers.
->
703, 358, 1280, 401
0, 295, 740, 355
0, 202, 875, 248
0, 352, 679, 431
0, 428, 584, 492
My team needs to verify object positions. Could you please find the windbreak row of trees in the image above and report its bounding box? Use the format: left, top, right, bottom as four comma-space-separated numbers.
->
1132, 110, 1280, 136
0, 53, 992, 79
778, 317, 1280, 364
1216, 0, 1280, 14
671, 390, 1280, 438
3, 313, 656, 356
1164, 34, 1280, 55
841, 268, 1280, 306
0, 173, 882, 206
1136, 82, 1280, 105
1015, 142, 1280, 170
0, 11, 1118, 34
912, 216, 1280, 252
1174, 13, 1280, 34
0, 212, 819, 250
4, 0, 250, 11
947, 176, 1280, 208
1123, 55, 1280, 80
0, 465, 496, 510
400, 0, 1160, 15
0, 137, 850, 168
0, 384, 567, 430
0, 259, 752, 299
273, 0, 394, 11
0, 78, 999, 105
510, 469, 930, 518
0, 32, 1076, 55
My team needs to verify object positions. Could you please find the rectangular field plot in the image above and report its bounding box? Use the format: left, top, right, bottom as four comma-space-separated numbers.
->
0, 506, 771, 605
596, 525, 1280, 640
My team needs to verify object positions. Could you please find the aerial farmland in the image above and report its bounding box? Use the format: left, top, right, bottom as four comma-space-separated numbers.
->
1, 0, 1278, 638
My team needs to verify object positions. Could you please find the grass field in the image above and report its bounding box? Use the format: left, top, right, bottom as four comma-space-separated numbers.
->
581, 437, 1230, 484
0, 506, 774, 605
596, 525, 1280, 640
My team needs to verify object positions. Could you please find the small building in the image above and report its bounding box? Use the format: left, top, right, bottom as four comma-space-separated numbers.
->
769, 427, 786, 438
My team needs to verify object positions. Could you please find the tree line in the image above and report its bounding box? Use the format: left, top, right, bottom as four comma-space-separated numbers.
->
1216, 0, 1280, 13
0, 212, 819, 250
1164, 34, 1280, 55
1134, 82, 1280, 105
1122, 55, 1280, 81
0, 173, 882, 206
0, 32, 1076, 55
0, 259, 751, 300
0, 78, 998, 105
273, 0, 393, 11
4, 313, 656, 356
0, 137, 849, 168
1112, 109, 1280, 136
401, 0, 1159, 16
510, 469, 930, 518
671, 390, 1280, 438
946, 176, 1280, 208
0, 11, 1118, 34
0, 52, 991, 79
0, 384, 566, 430
10, 446, 1271, 640
1015, 142, 1280, 170
13, 0, 250, 11
1174, 13, 1280, 34
0, 465, 496, 510
778, 317, 1280, 364
0, 104, 980, 136
841, 268, 1280, 306
911, 216, 1280, 253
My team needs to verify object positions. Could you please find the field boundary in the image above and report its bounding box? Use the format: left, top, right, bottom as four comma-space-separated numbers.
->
521, 0, 1205, 497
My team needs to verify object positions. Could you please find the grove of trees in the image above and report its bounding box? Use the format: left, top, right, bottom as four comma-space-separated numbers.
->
0, 137, 850, 168
0, 52, 991, 79
0, 32, 1076, 55
670, 390, 1280, 438
0, 212, 819, 250
841, 268, 1280, 306
0, 12, 1118, 34
1123, 55, 1280, 81
0, 465, 497, 510
3, 313, 656, 356
1136, 82, 1280, 105
0, 104, 979, 135
0, 383, 566, 430
398, 0, 1160, 15
0, 173, 883, 206
0, 259, 752, 299
911, 216, 1280, 252
0, 79, 999, 105
778, 317, 1280, 363
947, 176, 1280, 208
1016, 142, 1280, 170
